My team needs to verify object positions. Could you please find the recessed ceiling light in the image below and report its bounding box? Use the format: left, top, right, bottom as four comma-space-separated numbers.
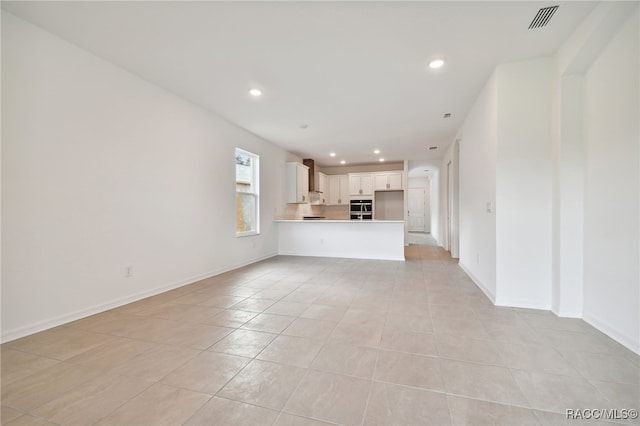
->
428, 59, 445, 69
429, 146, 438, 150
340, 160, 346, 165
379, 158, 385, 162
299, 124, 309, 129
329, 152, 336, 157
373, 149, 380, 154
444, 113, 452, 118
249, 88, 262, 97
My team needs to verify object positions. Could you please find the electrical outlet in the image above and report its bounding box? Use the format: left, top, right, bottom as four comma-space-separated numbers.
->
125, 266, 134, 278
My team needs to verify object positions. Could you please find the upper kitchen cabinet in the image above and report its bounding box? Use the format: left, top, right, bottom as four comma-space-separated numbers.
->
318, 172, 328, 204
349, 173, 373, 196
374, 171, 403, 191
286, 162, 309, 203
328, 174, 349, 205
310, 172, 328, 205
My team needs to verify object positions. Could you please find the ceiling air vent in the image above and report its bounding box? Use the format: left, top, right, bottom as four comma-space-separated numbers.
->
528, 5, 559, 29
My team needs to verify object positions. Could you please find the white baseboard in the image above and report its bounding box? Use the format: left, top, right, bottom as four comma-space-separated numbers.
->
494, 298, 551, 311
550, 305, 583, 319
448, 263, 638, 356
1, 252, 278, 343
458, 261, 496, 303
583, 312, 640, 355
459, 263, 554, 311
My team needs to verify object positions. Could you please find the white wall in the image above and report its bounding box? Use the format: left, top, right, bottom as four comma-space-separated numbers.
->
582, 11, 639, 353
1, 13, 289, 341
456, 57, 554, 308
457, 73, 498, 301
547, 1, 636, 321
441, 140, 459, 258
551, 73, 585, 317
375, 191, 403, 221
321, 162, 404, 175
495, 58, 553, 309
452, 4, 639, 353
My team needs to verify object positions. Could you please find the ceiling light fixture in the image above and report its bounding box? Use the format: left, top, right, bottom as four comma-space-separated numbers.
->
428, 59, 445, 69
444, 113, 452, 118
249, 88, 262, 97
299, 124, 309, 129
373, 149, 380, 154
379, 158, 385, 162
429, 146, 438, 150
340, 160, 346, 165
329, 152, 336, 157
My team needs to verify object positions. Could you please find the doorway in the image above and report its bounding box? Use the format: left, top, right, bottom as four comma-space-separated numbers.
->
446, 160, 453, 252
408, 188, 426, 232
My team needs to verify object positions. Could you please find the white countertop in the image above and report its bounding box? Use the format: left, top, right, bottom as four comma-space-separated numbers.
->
275, 219, 404, 223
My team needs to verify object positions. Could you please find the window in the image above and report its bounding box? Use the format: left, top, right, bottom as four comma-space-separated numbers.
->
236, 148, 259, 236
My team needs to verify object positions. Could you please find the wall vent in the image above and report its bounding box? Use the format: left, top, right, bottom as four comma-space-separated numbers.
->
528, 5, 559, 29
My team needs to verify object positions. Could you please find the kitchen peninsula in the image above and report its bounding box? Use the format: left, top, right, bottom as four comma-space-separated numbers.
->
275, 219, 405, 261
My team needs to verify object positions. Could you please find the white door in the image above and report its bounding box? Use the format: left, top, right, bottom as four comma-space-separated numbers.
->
408, 188, 425, 232
446, 160, 452, 251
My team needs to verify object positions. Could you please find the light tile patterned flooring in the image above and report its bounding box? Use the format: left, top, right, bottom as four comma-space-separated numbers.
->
2, 238, 639, 425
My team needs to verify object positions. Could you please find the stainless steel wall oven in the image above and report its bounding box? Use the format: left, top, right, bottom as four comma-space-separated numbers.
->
350, 199, 373, 220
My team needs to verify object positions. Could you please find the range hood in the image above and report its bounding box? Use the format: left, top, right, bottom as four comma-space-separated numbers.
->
303, 159, 323, 193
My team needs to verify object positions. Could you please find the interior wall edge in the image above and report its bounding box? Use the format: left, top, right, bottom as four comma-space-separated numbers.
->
458, 261, 495, 304
493, 298, 551, 312
583, 312, 640, 356
550, 304, 583, 319
0, 252, 278, 344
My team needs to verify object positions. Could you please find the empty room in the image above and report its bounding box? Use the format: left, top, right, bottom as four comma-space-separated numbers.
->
1, 1, 639, 425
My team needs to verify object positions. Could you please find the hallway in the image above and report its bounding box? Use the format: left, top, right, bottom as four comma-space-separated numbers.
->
405, 232, 452, 262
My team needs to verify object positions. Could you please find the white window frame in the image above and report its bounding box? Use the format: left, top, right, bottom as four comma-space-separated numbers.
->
235, 148, 260, 237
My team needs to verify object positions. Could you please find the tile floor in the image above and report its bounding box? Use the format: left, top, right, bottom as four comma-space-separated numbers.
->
2, 237, 639, 425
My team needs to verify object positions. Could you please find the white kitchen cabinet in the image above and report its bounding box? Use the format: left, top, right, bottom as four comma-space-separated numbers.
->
286, 162, 309, 203
374, 171, 403, 191
328, 174, 349, 205
318, 172, 328, 205
349, 173, 373, 196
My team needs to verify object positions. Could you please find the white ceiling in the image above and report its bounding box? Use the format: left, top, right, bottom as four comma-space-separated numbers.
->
2, 1, 597, 166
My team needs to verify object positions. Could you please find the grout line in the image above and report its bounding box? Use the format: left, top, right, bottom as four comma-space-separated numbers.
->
7, 250, 633, 426
359, 273, 395, 426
